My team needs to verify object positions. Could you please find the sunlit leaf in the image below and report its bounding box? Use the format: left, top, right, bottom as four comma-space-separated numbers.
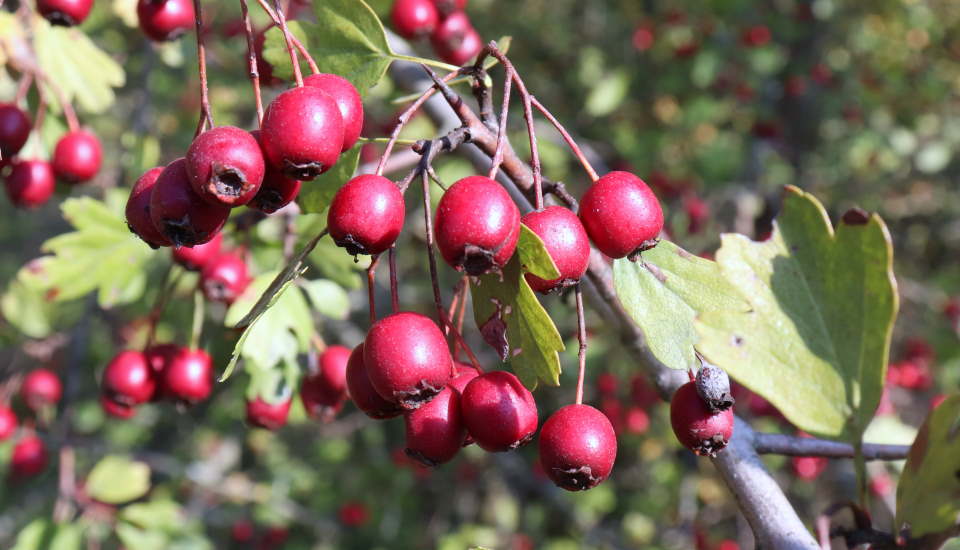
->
86, 455, 151, 504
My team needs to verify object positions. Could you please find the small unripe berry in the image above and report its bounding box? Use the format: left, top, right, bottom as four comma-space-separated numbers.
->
172, 231, 223, 271
0, 103, 30, 160
260, 86, 344, 181
186, 126, 265, 207
328, 174, 405, 256
461, 371, 538, 452
579, 171, 664, 260
539, 404, 617, 491
126, 167, 172, 248
101, 395, 137, 419
404, 386, 465, 466
149, 158, 231, 247
20, 368, 62, 411
246, 396, 292, 430
200, 251, 250, 304
0, 405, 17, 441
11, 435, 48, 477
391, 0, 439, 39
670, 381, 734, 457
301, 345, 351, 421
162, 348, 213, 404
102, 350, 156, 406
52, 130, 102, 183
520, 206, 591, 293
37, 0, 94, 26
137, 0, 195, 42
345, 343, 403, 419
4, 160, 55, 209
303, 74, 364, 152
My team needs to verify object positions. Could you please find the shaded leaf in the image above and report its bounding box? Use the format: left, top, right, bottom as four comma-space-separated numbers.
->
300, 279, 350, 320
297, 147, 360, 214
86, 455, 151, 504
11, 519, 51, 550
116, 524, 168, 550
120, 500, 183, 531
1, 262, 82, 338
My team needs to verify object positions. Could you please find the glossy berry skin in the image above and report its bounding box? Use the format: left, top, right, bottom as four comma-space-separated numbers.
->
0, 103, 30, 160
21, 369, 62, 411
521, 206, 591, 293
364, 312, 453, 410
101, 395, 137, 419
435, 176, 521, 275
260, 86, 344, 181
303, 74, 364, 152
670, 381, 734, 457
162, 348, 213, 404
404, 386, 465, 466
300, 345, 351, 421
448, 363, 479, 395
0, 405, 17, 441
430, 11, 482, 66
246, 397, 292, 430
172, 231, 222, 271
461, 371, 538, 452
186, 127, 265, 207
11, 435, 48, 478
137, 0, 195, 42
144, 343, 178, 401
126, 167, 172, 248
579, 171, 664, 260
328, 175, 405, 256
149, 158, 231, 247
539, 404, 617, 491
4, 160, 55, 209
52, 130, 102, 183
102, 350, 156, 406
38, 0, 94, 26
391, 0, 439, 39
248, 168, 301, 213
200, 251, 249, 304
345, 344, 403, 419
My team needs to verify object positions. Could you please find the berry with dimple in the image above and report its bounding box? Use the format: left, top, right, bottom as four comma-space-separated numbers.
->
579, 171, 664, 260
162, 348, 213, 403
391, 0, 439, 39
301, 345, 351, 421
248, 168, 302, 213
345, 343, 403, 419
539, 404, 617, 491
21, 368, 62, 411
404, 386, 465, 466
186, 126, 265, 207
172, 231, 222, 271
461, 371, 538, 452
435, 176, 521, 275
38, 0, 94, 26
101, 395, 137, 419
520, 206, 591, 293
149, 158, 231, 247
364, 312, 453, 409
200, 251, 249, 303
11, 435, 48, 477
126, 167, 172, 248
328, 174, 405, 256
670, 381, 734, 457
431, 12, 483, 66
137, 0, 195, 42
303, 74, 364, 152
102, 350, 156, 406
0, 103, 30, 160
0, 405, 17, 441
52, 130, 102, 183
246, 396, 292, 430
260, 86, 344, 181
4, 160, 55, 208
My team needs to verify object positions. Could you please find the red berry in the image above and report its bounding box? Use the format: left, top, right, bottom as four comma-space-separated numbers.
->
257, 526, 289, 550
670, 381, 734, 457
303, 74, 364, 152
448, 362, 479, 395
363, 312, 453, 409
52, 130, 102, 183
632, 25, 655, 51
431, 12, 482, 66
126, 167, 172, 248
740, 25, 771, 47
260, 86, 344, 180
200, 251, 249, 304
596, 373, 618, 396
102, 350, 156, 406
338, 501, 369, 527
683, 193, 709, 234
144, 342, 178, 401
38, 0, 94, 25
301, 345, 351, 421
172, 231, 222, 271
328, 174, 405, 256
162, 348, 213, 403
137, 0, 195, 42
404, 386, 465, 466
520, 206, 591, 293
539, 404, 617, 491
391, 0, 439, 40
0, 103, 30, 160
461, 371, 538, 452
186, 126, 265, 207
246, 396, 292, 430
435, 176, 521, 275
149, 158, 231, 247
345, 343, 403, 419
231, 520, 255, 543
625, 407, 649, 434
791, 455, 827, 481
579, 171, 664, 259
11, 435, 48, 477
431, 0, 467, 16
101, 394, 137, 419
0, 405, 17, 440
21, 368, 62, 411
4, 159, 55, 208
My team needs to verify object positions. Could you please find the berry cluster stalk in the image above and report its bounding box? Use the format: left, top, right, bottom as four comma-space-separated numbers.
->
239, 0, 264, 123
192, 0, 213, 136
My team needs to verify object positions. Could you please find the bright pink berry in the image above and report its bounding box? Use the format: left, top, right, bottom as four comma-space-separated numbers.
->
0, 103, 30, 160
137, 0, 195, 42
126, 167, 172, 248
11, 435, 48, 477
102, 350, 157, 406
345, 343, 403, 419
149, 158, 231, 247
52, 130, 102, 183
301, 345, 351, 421
579, 171, 663, 259
391, 0, 439, 39
435, 176, 521, 275
186, 126, 265, 207
670, 381, 734, 457
539, 404, 617, 491
0, 405, 17, 440
303, 74, 364, 152
404, 386, 465, 466
791, 456, 827, 481
260, 86, 344, 180
101, 395, 137, 419
21, 368, 62, 411
521, 206, 591, 293
248, 168, 301, 214
162, 348, 213, 403
4, 159, 55, 208
172, 231, 222, 271
328, 174, 405, 256
246, 396, 292, 430
430, 11, 482, 66
200, 251, 249, 303
461, 371, 538, 452
38, 0, 94, 25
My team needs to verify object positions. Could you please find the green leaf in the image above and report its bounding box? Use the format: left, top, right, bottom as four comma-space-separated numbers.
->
1, 263, 81, 338
695, 186, 898, 441
585, 69, 630, 117
11, 519, 51, 550
120, 500, 184, 531
262, 22, 313, 84
85, 455, 151, 504
116, 523, 168, 550
297, 147, 361, 214
516, 224, 560, 280
613, 241, 747, 371
49, 523, 83, 550
300, 279, 351, 320
896, 395, 960, 539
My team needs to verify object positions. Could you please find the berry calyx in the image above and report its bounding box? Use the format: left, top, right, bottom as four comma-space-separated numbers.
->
37, 0, 94, 26
126, 167, 172, 248
52, 130, 102, 183
520, 206, 591, 293
404, 386, 465, 466
102, 350, 157, 406
20, 368, 62, 411
186, 126, 265, 206
101, 395, 138, 419
303, 73, 364, 152
247, 168, 301, 213
260, 86, 344, 181
328, 174, 405, 256
0, 103, 31, 160
246, 396, 292, 430
670, 381, 734, 457
162, 347, 213, 404
4, 159, 56, 209
11, 435, 48, 478
200, 250, 250, 303
435, 176, 521, 275
345, 343, 404, 419
149, 158, 231, 247
363, 312, 453, 410
391, 0, 439, 40
172, 231, 223, 271
539, 404, 617, 491
460, 370, 538, 452
579, 171, 664, 260
0, 405, 18, 441
137, 0, 195, 42
300, 345, 351, 422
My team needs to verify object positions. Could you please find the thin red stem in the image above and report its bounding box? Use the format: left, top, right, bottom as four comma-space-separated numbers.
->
574, 284, 587, 405
530, 97, 599, 182
388, 245, 399, 314
192, 0, 213, 136
486, 66, 513, 180
367, 253, 381, 324
271, 0, 303, 87
14, 74, 32, 104
144, 264, 179, 350
254, 0, 318, 74
239, 0, 264, 124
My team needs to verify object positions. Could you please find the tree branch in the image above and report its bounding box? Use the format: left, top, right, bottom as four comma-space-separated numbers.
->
754, 433, 910, 460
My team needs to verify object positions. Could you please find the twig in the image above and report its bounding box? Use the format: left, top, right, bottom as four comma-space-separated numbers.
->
388, 245, 399, 314
367, 253, 381, 324
271, 0, 303, 86
574, 285, 587, 405
239, 0, 264, 123
253, 0, 319, 74
754, 433, 910, 460
192, 0, 213, 136
530, 97, 598, 182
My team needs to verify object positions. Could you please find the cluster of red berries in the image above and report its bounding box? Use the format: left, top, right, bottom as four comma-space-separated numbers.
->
101, 345, 214, 417
390, 0, 483, 66
1, 368, 63, 479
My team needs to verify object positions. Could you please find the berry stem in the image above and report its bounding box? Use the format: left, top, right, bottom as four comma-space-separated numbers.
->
35, 71, 79, 133
239, 0, 264, 124
366, 253, 381, 324
15, 73, 33, 103
530, 97, 599, 182
486, 60, 512, 181
574, 284, 587, 405
145, 264, 181, 350
192, 0, 213, 137
388, 245, 399, 314
270, 0, 303, 87
310, 332, 327, 354
189, 288, 204, 350
253, 0, 319, 74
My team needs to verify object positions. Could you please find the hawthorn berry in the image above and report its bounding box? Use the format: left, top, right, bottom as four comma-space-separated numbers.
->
404, 386, 466, 466
37, 0, 94, 26
11, 435, 48, 478
149, 158, 231, 247
448, 362, 479, 395
363, 312, 453, 409
101, 395, 137, 419
4, 160, 56, 209
461, 371, 538, 452
345, 343, 403, 419
435, 176, 521, 275
328, 174, 405, 256
172, 231, 223, 271
303, 73, 364, 152
52, 130, 102, 183
670, 381, 734, 457
430, 11, 483, 66
246, 396, 292, 430
102, 350, 157, 406
539, 404, 616, 491
260, 86, 344, 180
21, 368, 62, 411
300, 345, 351, 421
126, 167, 172, 248
0, 103, 30, 160
137, 0, 195, 42
0, 405, 17, 441
520, 206, 591, 293
791, 456, 827, 481
231, 520, 255, 543
162, 347, 213, 404
186, 126, 265, 207
391, 0, 439, 40
200, 251, 249, 303
247, 168, 301, 214
338, 502, 370, 527
579, 171, 664, 260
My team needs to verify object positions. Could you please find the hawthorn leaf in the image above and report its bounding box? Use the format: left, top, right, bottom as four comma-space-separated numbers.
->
11, 520, 51, 550
115, 524, 168, 550
297, 147, 361, 214
1, 262, 82, 338
48, 523, 83, 550
695, 186, 898, 441
516, 223, 560, 281
120, 500, 184, 531
85, 455, 151, 504
300, 279, 351, 320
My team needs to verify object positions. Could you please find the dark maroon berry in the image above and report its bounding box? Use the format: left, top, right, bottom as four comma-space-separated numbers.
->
260, 86, 344, 180
345, 344, 403, 419
364, 312, 453, 410
126, 167, 172, 248
301, 345, 351, 421
149, 158, 231, 247
0, 103, 30, 160
521, 206, 591, 293
0, 405, 17, 441
435, 175, 520, 275
404, 386, 465, 466
461, 371, 538, 452
539, 404, 617, 491
4, 159, 55, 209
186, 126, 265, 206
303, 74, 364, 152
670, 381, 734, 457
200, 251, 249, 303
430, 11, 482, 66
247, 168, 301, 213
246, 396, 292, 430
20, 368, 62, 411
162, 347, 213, 404
101, 395, 137, 419
38, 0, 94, 25
328, 174, 405, 256
137, 0, 195, 41
11, 435, 48, 477
52, 129, 102, 183
391, 0, 439, 39
102, 350, 156, 406
579, 171, 664, 260
172, 231, 222, 271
